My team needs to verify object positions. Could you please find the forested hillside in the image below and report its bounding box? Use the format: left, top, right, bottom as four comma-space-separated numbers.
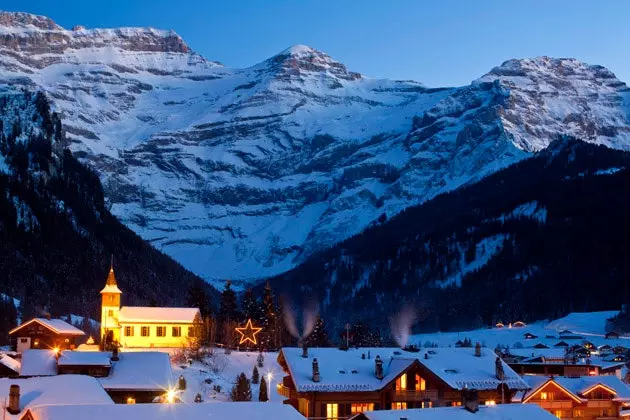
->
0, 89, 214, 341
268, 139, 630, 335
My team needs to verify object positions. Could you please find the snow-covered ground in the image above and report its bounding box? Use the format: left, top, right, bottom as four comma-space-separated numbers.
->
410, 311, 623, 350
172, 349, 282, 403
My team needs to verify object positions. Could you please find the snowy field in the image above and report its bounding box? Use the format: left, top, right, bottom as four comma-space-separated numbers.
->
171, 349, 282, 403
409, 311, 624, 350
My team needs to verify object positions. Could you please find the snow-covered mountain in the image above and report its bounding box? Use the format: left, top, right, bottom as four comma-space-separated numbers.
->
1, 11, 629, 286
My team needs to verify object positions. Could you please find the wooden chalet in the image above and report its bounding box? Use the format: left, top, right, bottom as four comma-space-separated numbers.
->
524, 332, 538, 340
508, 358, 625, 378
520, 375, 630, 419
277, 345, 528, 419
351, 404, 559, 420
9, 318, 85, 353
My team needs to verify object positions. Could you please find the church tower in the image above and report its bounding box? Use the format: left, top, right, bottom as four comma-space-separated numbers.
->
100, 258, 122, 344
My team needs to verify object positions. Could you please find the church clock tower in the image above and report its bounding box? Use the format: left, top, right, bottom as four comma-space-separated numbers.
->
100, 260, 122, 345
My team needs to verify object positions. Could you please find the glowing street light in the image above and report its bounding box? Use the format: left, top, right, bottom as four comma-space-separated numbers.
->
266, 371, 274, 401
165, 388, 177, 404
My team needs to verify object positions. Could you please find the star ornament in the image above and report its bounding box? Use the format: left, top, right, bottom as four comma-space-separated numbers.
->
236, 319, 262, 345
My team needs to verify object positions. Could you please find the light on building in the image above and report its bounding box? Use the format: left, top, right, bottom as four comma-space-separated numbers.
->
485, 400, 496, 406
52, 347, 60, 355
165, 389, 177, 404
126, 397, 136, 404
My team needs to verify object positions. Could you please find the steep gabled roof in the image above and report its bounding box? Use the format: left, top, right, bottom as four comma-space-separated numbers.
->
522, 375, 630, 403
353, 404, 558, 420
9, 318, 85, 336
118, 307, 200, 323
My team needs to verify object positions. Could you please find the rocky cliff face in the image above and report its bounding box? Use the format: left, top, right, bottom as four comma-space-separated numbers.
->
0, 11, 629, 286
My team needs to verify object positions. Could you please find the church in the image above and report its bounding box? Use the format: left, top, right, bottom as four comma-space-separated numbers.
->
100, 265, 202, 348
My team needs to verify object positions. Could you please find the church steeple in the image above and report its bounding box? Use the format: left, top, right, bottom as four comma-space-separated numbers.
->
106, 255, 117, 286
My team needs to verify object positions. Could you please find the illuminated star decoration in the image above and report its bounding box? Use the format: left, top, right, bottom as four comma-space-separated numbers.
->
236, 319, 262, 345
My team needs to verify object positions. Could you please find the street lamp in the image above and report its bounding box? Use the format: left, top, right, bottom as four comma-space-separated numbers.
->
266, 371, 273, 401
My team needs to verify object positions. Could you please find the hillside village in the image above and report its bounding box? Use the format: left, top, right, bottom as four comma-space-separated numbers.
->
0, 267, 629, 420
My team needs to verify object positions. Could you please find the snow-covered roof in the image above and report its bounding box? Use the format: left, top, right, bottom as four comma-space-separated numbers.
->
0, 353, 20, 373
25, 401, 304, 420
418, 347, 529, 391
0, 375, 113, 418
98, 351, 172, 391
356, 404, 557, 420
58, 350, 112, 366
20, 350, 57, 376
9, 318, 85, 336
522, 375, 630, 402
281, 347, 415, 392
118, 306, 200, 323
507, 348, 566, 359
100, 284, 122, 294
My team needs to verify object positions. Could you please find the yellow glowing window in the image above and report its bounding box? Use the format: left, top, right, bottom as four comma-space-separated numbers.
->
540, 392, 548, 400
141, 326, 150, 337
554, 410, 563, 418
326, 403, 338, 420
396, 373, 407, 391
485, 400, 496, 406
350, 403, 374, 414
391, 402, 407, 410
573, 409, 584, 417
126, 397, 136, 404
451, 402, 461, 407
125, 326, 134, 336
415, 374, 426, 391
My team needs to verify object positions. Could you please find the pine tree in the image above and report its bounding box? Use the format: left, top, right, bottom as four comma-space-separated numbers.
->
306, 315, 330, 347
349, 321, 382, 347
257, 352, 265, 368
252, 366, 260, 384
230, 372, 252, 401
185, 280, 211, 317
259, 376, 268, 402
259, 282, 277, 349
219, 280, 238, 322
242, 288, 260, 321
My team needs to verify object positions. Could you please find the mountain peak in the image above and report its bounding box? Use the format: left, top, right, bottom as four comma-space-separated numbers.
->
0, 10, 62, 31
264, 44, 361, 81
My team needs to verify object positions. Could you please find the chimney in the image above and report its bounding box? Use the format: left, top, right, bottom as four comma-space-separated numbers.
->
475, 342, 481, 357
462, 388, 479, 413
375, 355, 384, 380
495, 357, 504, 380
111, 346, 119, 362
312, 358, 320, 382
7, 385, 20, 415
367, 350, 371, 359
302, 341, 308, 358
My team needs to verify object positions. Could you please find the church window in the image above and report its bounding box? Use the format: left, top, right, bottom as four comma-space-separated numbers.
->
125, 326, 134, 336
156, 326, 166, 337
109, 295, 114, 303
141, 326, 150, 337
172, 326, 181, 337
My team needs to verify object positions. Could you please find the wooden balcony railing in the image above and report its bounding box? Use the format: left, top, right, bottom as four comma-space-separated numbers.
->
390, 389, 439, 402
277, 383, 298, 399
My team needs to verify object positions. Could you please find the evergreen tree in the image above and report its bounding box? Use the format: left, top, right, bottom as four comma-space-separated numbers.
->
306, 315, 330, 347
259, 282, 277, 349
259, 376, 268, 402
349, 321, 382, 347
185, 280, 212, 317
219, 280, 238, 322
257, 352, 264, 368
252, 366, 259, 384
230, 372, 252, 401
242, 288, 260, 321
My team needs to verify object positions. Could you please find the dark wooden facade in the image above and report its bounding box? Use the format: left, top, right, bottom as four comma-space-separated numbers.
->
9, 320, 81, 352
57, 364, 111, 377
106, 389, 164, 404
278, 357, 517, 419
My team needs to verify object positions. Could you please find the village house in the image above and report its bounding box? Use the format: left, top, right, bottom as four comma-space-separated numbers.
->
100, 265, 202, 348
277, 344, 529, 419
518, 375, 630, 419
0, 375, 114, 419
9, 318, 85, 353
18, 349, 173, 403
351, 403, 558, 420
19, 401, 305, 420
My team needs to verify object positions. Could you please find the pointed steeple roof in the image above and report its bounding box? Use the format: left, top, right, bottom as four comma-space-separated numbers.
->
100, 256, 122, 294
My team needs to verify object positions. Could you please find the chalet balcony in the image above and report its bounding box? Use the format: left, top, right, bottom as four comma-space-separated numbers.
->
390, 389, 438, 402
277, 383, 298, 399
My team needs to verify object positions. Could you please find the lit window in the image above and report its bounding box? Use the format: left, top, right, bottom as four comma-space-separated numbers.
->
126, 397, 136, 404
422, 401, 434, 408
125, 326, 134, 337
108, 310, 113, 317
540, 392, 548, 400
326, 403, 338, 420
396, 373, 407, 391
172, 326, 181, 337
156, 326, 166, 337
450, 402, 461, 407
141, 326, 150, 337
391, 402, 407, 410
415, 374, 426, 391
485, 400, 496, 406
350, 403, 374, 414
33, 339, 40, 347
573, 409, 584, 418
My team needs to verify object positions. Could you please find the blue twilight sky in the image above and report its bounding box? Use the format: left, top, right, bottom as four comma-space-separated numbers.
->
3, 0, 629, 87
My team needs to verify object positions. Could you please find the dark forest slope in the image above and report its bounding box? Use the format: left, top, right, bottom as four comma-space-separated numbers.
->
268, 139, 630, 334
